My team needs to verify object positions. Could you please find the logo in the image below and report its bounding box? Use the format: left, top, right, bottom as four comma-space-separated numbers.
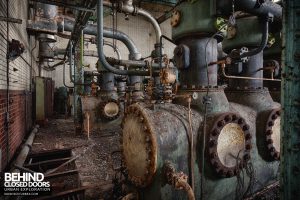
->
1, 172, 51, 196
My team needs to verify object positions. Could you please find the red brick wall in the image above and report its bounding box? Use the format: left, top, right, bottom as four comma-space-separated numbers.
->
0, 90, 32, 170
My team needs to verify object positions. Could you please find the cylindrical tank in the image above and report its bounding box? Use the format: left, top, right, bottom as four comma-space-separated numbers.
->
122, 102, 252, 199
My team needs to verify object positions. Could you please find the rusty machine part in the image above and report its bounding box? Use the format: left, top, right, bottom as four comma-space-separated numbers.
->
265, 108, 281, 160
121, 102, 202, 190
208, 113, 252, 177
100, 99, 121, 121
170, 10, 181, 27
163, 161, 195, 200
121, 104, 158, 187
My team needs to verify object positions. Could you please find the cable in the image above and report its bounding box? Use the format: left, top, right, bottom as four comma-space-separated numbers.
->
201, 24, 227, 199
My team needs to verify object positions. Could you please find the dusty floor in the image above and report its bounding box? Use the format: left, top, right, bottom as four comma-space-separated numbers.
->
31, 117, 122, 199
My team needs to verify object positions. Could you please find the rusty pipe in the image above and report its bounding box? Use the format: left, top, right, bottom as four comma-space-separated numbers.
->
221, 64, 281, 82
164, 161, 195, 200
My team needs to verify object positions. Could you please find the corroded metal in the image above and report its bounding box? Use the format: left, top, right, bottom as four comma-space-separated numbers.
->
208, 113, 251, 177
265, 108, 281, 160
100, 99, 121, 121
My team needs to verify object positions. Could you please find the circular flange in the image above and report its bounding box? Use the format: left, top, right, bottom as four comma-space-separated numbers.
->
208, 113, 252, 178
100, 99, 120, 120
265, 108, 281, 160
121, 104, 157, 187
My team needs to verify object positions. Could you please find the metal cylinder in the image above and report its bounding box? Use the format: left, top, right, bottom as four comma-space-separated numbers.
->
177, 37, 218, 87
228, 51, 264, 89
35, 3, 58, 20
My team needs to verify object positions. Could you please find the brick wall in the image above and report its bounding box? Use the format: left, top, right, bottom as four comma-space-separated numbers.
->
0, 0, 54, 170
0, 90, 32, 170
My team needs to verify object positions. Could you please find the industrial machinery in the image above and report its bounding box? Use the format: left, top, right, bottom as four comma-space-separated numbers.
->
118, 0, 282, 199
25, 0, 283, 199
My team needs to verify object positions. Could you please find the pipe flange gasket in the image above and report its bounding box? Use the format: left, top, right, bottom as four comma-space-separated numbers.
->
121, 103, 157, 187
100, 99, 121, 120
208, 113, 252, 178
265, 108, 281, 160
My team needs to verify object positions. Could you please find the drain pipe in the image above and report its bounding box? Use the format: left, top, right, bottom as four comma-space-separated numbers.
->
12, 125, 39, 173
97, 0, 150, 76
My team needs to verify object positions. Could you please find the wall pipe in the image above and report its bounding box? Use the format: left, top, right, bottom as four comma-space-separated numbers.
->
97, 0, 153, 76
63, 19, 141, 60
103, 0, 162, 44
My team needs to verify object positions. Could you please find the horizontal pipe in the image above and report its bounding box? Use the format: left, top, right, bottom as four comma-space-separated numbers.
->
63, 19, 141, 60
221, 64, 281, 82
30, 0, 95, 12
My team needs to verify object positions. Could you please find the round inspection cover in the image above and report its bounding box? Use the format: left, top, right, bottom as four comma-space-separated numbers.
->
208, 113, 252, 178
217, 123, 245, 168
100, 100, 120, 120
121, 104, 157, 187
265, 108, 281, 160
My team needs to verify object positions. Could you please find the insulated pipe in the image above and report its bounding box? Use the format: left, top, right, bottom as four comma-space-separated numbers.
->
217, 0, 282, 23
12, 125, 39, 173
97, 0, 150, 76
63, 19, 141, 60
103, 1, 162, 44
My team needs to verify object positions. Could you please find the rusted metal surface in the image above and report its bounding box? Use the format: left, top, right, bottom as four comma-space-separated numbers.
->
265, 108, 281, 160
121, 103, 158, 187
100, 99, 121, 120
121, 103, 202, 191
208, 113, 251, 177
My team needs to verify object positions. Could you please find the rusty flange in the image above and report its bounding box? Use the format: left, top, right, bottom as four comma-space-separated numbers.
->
121, 103, 157, 187
99, 99, 120, 121
265, 108, 281, 160
208, 113, 252, 178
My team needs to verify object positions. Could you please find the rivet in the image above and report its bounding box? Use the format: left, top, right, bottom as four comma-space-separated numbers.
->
266, 130, 273, 135
213, 162, 219, 168
268, 121, 274, 127
139, 117, 144, 122
246, 144, 252, 150
217, 120, 225, 127
272, 114, 278, 120
210, 153, 217, 158
209, 140, 216, 147
267, 139, 273, 144
276, 111, 281, 116
244, 154, 250, 160
212, 129, 219, 136
243, 124, 249, 131
224, 115, 232, 122
238, 118, 244, 124
232, 115, 238, 121
245, 133, 252, 140
227, 171, 234, 177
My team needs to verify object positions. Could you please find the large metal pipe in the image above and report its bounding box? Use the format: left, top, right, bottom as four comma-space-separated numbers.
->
12, 125, 39, 173
63, 19, 141, 60
97, 0, 150, 76
217, 0, 282, 23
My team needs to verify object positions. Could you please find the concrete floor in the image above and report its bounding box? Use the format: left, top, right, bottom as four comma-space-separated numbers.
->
31, 118, 122, 199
